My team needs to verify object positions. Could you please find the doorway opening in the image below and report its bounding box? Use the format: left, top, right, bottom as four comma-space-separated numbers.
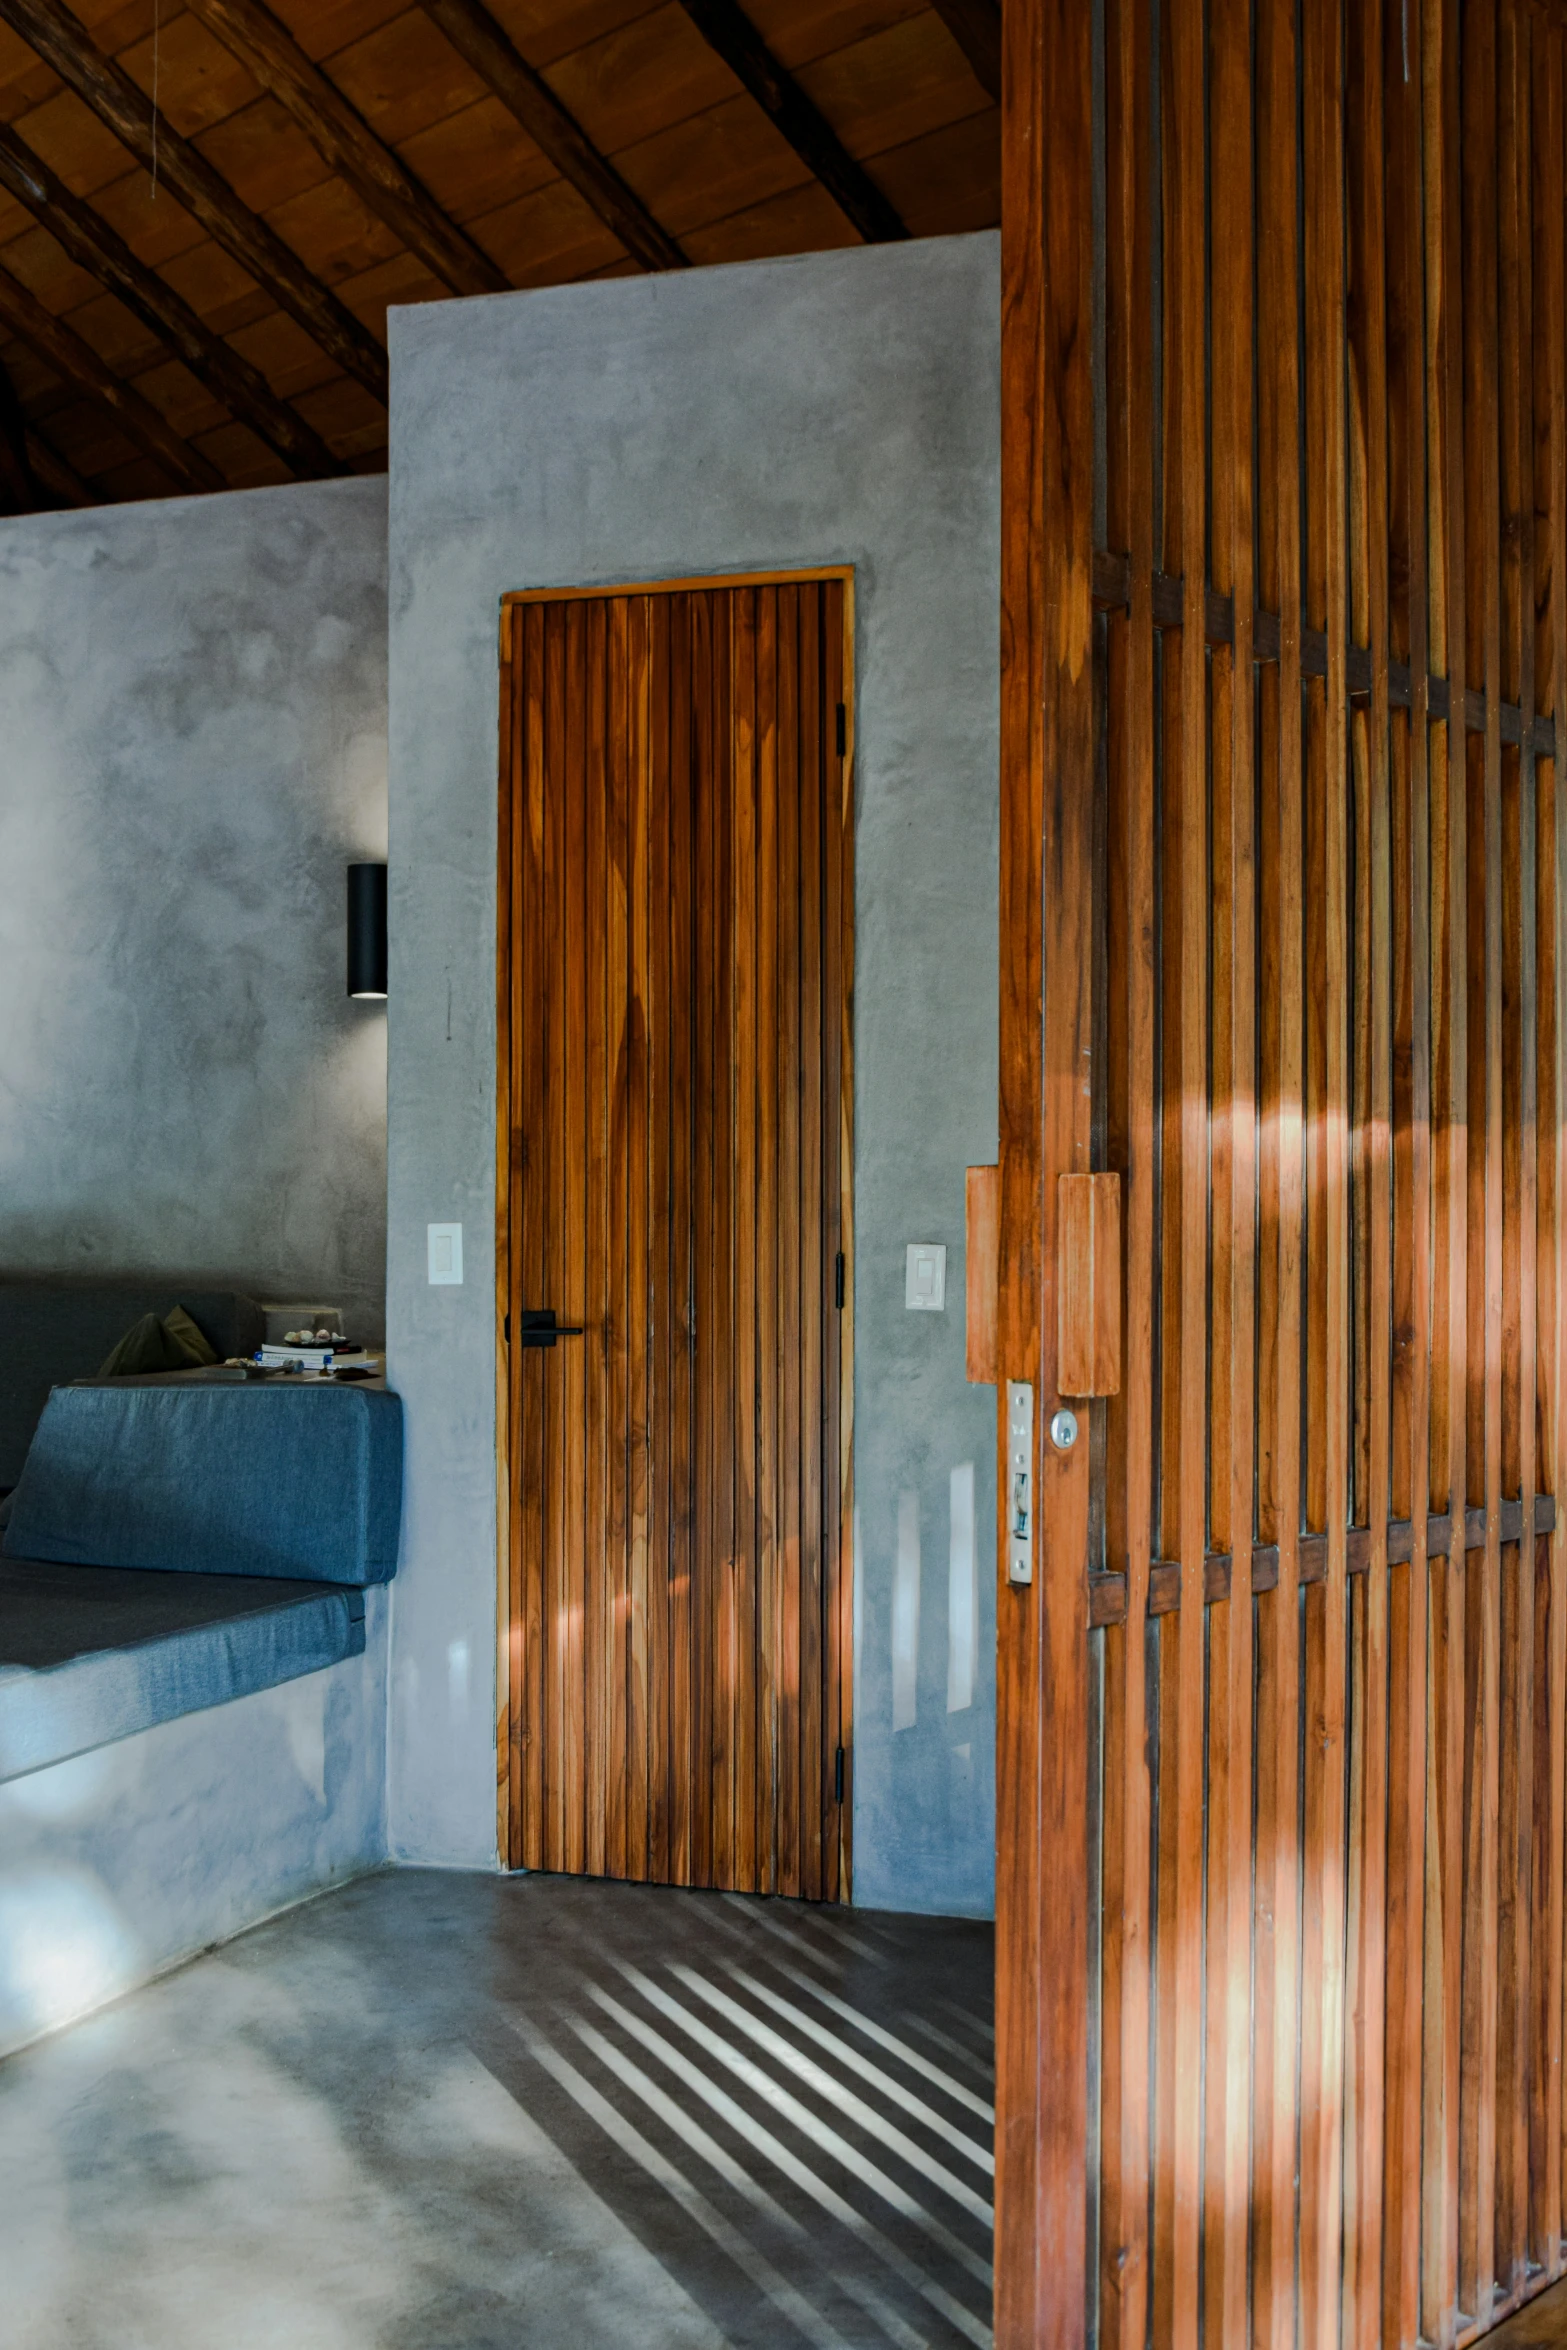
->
495, 570, 855, 1897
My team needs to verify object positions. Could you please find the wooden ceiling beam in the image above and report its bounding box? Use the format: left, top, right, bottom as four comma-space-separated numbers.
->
184, 0, 506, 299
674, 0, 907, 245
0, 259, 224, 493
0, 121, 342, 477
0, 354, 39, 509
24, 421, 90, 503
419, 0, 687, 273
926, 0, 1000, 103
0, 0, 388, 402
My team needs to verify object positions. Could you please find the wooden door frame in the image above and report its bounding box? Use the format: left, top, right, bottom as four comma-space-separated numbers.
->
492, 566, 859, 1888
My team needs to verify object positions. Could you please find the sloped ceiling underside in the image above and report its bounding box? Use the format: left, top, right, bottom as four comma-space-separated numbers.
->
0, 0, 999, 508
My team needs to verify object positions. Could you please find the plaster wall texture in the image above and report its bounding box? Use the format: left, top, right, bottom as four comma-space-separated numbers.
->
0, 1600, 387, 2059
0, 476, 391, 1344
387, 233, 1000, 1913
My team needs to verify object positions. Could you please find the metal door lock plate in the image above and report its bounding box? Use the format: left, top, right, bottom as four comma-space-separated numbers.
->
1006, 1381, 1033, 1586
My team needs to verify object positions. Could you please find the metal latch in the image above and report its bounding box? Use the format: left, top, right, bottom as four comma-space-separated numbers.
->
1007, 1381, 1034, 1586
516, 1309, 585, 1348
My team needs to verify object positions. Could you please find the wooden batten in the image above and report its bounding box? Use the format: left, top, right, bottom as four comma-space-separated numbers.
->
999, 1, 1567, 2344
1056, 1171, 1121, 1397
965, 1164, 1000, 1384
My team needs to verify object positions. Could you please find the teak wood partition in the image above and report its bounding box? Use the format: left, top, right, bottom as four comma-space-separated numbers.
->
495, 574, 854, 1900
1000, 0, 1567, 2342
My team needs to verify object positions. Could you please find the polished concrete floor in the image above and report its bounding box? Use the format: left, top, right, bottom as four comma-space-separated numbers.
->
0, 1867, 994, 2350
1489, 2276, 1567, 2344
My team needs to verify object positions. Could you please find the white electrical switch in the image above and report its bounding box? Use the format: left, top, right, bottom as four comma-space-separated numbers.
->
427, 1222, 463, 1285
905, 1243, 947, 1311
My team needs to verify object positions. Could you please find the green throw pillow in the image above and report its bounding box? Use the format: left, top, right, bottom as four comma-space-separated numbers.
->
96, 1305, 219, 1379
162, 1304, 218, 1366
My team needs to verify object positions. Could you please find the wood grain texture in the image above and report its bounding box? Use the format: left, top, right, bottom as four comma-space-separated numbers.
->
186, 0, 507, 297
0, 0, 390, 401
965, 1165, 1000, 1384
996, 0, 1093, 2337
1055, 1172, 1121, 1397
1002, 0, 1567, 2341
0, 5, 990, 502
0, 118, 340, 478
416, 0, 689, 274
0, 257, 222, 492
496, 577, 852, 1901
674, 0, 908, 246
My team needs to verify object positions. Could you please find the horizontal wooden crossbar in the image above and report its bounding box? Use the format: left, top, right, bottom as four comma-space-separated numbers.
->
1088, 1495, 1559, 1627
1091, 548, 1558, 756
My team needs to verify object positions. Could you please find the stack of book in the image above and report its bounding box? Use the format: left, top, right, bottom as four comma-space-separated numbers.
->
257, 1344, 381, 1374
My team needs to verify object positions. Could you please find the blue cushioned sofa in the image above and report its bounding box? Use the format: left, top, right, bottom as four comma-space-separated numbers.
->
0, 1378, 402, 2054
0, 1379, 401, 1783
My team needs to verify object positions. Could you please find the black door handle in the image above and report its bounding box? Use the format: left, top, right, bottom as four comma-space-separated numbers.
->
515, 1308, 584, 1348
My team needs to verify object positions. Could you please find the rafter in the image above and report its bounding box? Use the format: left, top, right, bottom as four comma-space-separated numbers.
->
184, 0, 506, 300
418, 0, 687, 274
0, 260, 224, 494
926, 0, 1000, 104
0, 355, 38, 511
0, 122, 341, 478
24, 423, 90, 504
0, 0, 388, 403
674, 0, 907, 246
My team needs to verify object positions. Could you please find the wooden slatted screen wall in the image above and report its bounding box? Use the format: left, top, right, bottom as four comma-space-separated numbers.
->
495, 576, 853, 1901
1000, 0, 1567, 2342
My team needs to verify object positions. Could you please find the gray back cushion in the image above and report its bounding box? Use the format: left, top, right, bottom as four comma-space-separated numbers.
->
0, 1284, 265, 1485
2, 1382, 402, 1586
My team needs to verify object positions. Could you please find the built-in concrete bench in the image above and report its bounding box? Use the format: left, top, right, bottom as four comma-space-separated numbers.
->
0, 1379, 402, 2052
0, 1380, 400, 1783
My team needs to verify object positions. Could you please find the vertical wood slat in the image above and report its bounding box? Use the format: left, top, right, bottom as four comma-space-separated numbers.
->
754, 588, 780, 1891
1253, 1, 1308, 2339
798, 586, 827, 1899
776, 584, 802, 1900
997, 0, 1095, 2329
1428, 0, 1471, 2333
1384, 0, 1435, 2331
1497, 4, 1538, 2302
1345, 0, 1394, 2334
1166, 6, 1209, 2342
1299, 6, 1352, 2344
1099, 0, 1156, 2335
824, 576, 852, 1906
1536, 18, 1567, 2284
1207, 0, 1256, 2335
498, 576, 850, 1905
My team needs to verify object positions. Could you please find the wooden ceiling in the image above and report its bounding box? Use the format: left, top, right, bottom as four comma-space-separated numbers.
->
0, 0, 999, 509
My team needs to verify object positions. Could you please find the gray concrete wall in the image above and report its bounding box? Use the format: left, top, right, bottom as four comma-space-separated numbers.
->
387, 234, 1000, 1914
0, 1607, 387, 2058
0, 477, 391, 1344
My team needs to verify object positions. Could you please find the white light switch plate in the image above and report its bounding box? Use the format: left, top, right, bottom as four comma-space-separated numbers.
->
427, 1222, 463, 1285
905, 1242, 947, 1311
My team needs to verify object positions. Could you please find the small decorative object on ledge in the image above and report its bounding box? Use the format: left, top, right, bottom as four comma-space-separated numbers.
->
346, 862, 387, 999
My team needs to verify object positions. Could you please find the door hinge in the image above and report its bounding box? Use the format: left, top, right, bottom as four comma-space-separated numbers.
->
835, 702, 847, 758
835, 1250, 846, 1309
834, 1745, 846, 1804
503, 1312, 510, 1343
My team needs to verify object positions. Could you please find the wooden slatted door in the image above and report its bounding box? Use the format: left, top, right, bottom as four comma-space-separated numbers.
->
496, 575, 853, 1899
1000, 0, 1567, 2342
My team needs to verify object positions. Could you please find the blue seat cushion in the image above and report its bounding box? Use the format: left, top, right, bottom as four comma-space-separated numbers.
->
1, 1382, 402, 1586
0, 1556, 365, 1783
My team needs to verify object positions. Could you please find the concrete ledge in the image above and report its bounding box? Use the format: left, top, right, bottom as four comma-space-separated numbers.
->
0, 1592, 387, 2058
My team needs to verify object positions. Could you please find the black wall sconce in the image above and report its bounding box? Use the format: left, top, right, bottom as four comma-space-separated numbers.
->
347, 863, 387, 1000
